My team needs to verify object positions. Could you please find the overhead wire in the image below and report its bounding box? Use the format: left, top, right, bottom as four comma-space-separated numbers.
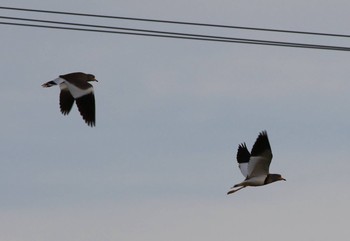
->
1, 6, 350, 51
1, 16, 350, 51
1, 5, 350, 38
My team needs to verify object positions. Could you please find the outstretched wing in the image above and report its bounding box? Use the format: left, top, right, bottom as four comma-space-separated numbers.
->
59, 87, 75, 115
236, 143, 250, 177
75, 92, 96, 127
247, 131, 273, 178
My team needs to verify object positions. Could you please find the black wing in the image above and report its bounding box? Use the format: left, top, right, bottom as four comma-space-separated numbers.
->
247, 131, 273, 177
59, 89, 75, 115
75, 92, 96, 127
236, 143, 250, 177
236, 143, 250, 164
250, 130, 272, 159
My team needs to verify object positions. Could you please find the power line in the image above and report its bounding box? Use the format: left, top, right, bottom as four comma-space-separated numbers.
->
2, 15, 349, 51
1, 15, 270, 41
1, 5, 350, 38
1, 6, 350, 51
1, 20, 350, 52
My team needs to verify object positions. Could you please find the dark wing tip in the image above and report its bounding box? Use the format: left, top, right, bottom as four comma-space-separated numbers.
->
236, 142, 250, 164
260, 130, 267, 135
250, 130, 271, 156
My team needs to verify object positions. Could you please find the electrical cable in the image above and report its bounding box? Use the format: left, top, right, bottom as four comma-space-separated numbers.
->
1, 20, 350, 51
1, 6, 350, 51
1, 5, 350, 38
1, 15, 348, 50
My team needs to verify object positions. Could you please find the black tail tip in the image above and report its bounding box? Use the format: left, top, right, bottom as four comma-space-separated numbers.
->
42, 81, 57, 87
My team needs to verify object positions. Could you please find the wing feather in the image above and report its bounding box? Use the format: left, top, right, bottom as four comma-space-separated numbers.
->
247, 131, 273, 178
236, 143, 250, 177
59, 88, 74, 115
75, 92, 96, 127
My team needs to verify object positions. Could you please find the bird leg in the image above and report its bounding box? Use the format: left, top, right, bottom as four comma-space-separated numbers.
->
227, 186, 246, 195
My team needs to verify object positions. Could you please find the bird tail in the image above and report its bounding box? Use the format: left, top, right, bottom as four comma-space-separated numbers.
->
227, 186, 246, 195
42, 81, 57, 88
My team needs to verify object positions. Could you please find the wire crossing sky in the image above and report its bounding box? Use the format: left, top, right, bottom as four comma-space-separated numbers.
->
1, 5, 350, 51
1, 5, 350, 38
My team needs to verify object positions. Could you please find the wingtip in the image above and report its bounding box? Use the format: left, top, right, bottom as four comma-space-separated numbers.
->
86, 121, 96, 127
60, 111, 70, 116
236, 142, 250, 164
238, 142, 246, 148
88, 120, 96, 127
259, 130, 268, 137
250, 130, 272, 157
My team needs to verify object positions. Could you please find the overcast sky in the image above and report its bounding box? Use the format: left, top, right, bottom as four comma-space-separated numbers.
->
1, 1, 350, 241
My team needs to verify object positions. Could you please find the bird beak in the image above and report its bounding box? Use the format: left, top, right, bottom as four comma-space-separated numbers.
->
94, 79, 98, 82
281, 177, 286, 181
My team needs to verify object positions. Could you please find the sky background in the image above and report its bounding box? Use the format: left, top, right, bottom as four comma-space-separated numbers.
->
1, 1, 350, 240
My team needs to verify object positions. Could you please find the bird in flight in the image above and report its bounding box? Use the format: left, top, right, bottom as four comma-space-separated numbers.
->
42, 72, 98, 127
227, 131, 285, 195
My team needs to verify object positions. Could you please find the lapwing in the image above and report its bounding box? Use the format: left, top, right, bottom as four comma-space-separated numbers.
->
227, 131, 285, 195
42, 72, 98, 127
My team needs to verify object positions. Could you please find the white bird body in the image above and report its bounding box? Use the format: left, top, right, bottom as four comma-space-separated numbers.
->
227, 131, 285, 195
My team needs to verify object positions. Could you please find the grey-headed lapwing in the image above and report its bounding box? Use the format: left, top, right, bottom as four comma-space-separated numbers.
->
227, 131, 285, 195
42, 72, 98, 127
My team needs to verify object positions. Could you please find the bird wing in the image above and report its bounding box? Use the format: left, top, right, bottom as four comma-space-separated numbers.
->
247, 131, 273, 178
59, 83, 74, 115
75, 92, 96, 127
236, 143, 250, 177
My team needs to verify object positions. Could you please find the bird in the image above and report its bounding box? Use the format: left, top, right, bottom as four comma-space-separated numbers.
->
227, 131, 285, 195
42, 72, 98, 127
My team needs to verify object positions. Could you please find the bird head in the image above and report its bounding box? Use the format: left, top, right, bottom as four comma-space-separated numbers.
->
278, 175, 286, 181
276, 174, 286, 181
265, 174, 286, 184
87, 74, 98, 82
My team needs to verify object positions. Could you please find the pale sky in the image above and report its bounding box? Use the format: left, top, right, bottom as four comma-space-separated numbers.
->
1, 1, 350, 241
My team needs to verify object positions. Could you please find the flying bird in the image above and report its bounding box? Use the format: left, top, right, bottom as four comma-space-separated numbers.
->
227, 131, 285, 195
42, 72, 98, 127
